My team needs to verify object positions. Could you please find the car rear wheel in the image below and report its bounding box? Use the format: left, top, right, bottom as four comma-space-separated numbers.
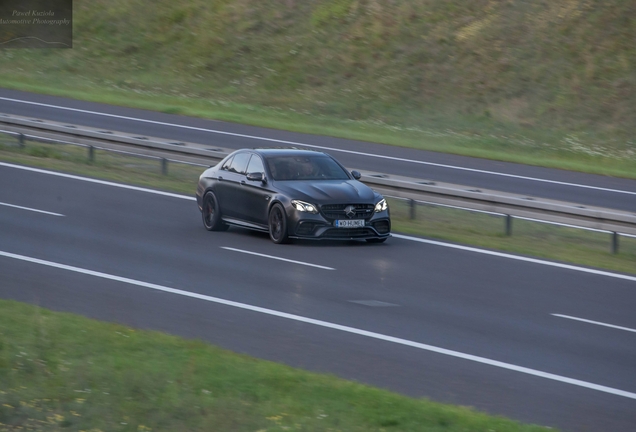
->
202, 191, 228, 231
268, 203, 289, 244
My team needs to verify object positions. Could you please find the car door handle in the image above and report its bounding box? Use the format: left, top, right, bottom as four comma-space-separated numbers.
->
217, 176, 223, 181
240, 180, 246, 185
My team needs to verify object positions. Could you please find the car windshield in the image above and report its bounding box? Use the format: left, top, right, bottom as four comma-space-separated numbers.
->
266, 155, 350, 181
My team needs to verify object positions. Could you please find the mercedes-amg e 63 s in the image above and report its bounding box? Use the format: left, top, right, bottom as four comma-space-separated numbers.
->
196, 148, 391, 244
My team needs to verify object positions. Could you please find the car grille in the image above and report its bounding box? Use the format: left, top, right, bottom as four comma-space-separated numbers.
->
320, 204, 375, 222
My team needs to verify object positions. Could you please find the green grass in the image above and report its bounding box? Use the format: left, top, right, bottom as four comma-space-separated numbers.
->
0, 300, 552, 431
1, 0, 635, 178
1, 134, 634, 275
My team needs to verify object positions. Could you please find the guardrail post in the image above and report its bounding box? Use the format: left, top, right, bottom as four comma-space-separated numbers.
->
409, 199, 416, 220
161, 158, 168, 175
88, 145, 94, 162
18, 133, 25, 148
505, 214, 512, 236
612, 232, 619, 254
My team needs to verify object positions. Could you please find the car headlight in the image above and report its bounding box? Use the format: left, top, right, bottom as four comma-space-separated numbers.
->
374, 199, 388, 213
291, 200, 318, 214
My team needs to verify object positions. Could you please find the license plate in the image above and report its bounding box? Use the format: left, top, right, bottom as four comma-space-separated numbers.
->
335, 219, 365, 228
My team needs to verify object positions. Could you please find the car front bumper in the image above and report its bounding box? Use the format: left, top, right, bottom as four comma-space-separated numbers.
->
287, 208, 391, 240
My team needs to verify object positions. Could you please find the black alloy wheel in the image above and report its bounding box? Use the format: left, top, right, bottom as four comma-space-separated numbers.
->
202, 191, 228, 231
268, 203, 289, 244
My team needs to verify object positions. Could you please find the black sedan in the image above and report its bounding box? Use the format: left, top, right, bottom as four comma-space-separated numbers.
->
196, 148, 391, 244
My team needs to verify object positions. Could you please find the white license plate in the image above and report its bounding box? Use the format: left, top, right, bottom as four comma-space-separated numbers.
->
335, 219, 365, 228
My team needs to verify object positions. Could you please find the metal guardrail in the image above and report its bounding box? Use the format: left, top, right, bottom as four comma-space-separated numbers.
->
0, 113, 226, 166
1, 113, 636, 252
359, 172, 636, 236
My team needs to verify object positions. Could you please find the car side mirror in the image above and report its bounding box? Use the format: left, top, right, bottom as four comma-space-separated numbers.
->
246, 172, 267, 184
351, 170, 361, 180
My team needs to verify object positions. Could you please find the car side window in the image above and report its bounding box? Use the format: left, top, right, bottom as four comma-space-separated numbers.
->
246, 154, 265, 175
228, 152, 251, 174
220, 156, 234, 171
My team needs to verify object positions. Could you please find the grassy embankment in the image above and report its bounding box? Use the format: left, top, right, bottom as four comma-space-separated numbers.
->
0, 0, 634, 178
0, 300, 553, 432
1, 134, 634, 275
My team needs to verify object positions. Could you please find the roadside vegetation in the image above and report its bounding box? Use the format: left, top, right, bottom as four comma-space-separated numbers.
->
0, 299, 553, 431
0, 0, 635, 178
1, 134, 634, 275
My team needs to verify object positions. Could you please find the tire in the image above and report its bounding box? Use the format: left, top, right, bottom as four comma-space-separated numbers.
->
202, 191, 228, 231
268, 203, 289, 244
366, 238, 387, 244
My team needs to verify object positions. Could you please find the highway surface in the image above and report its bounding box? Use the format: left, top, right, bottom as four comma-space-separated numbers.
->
1, 89, 636, 431
1, 161, 635, 431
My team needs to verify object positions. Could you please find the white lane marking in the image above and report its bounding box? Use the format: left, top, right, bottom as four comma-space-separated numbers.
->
0, 162, 194, 200
0, 249, 635, 400
2, 162, 635, 282
221, 247, 335, 270
553, 314, 636, 334
392, 234, 636, 283
2, 96, 635, 196
0, 201, 64, 216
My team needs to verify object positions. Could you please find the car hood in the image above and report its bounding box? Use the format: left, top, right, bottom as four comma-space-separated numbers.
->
274, 180, 378, 204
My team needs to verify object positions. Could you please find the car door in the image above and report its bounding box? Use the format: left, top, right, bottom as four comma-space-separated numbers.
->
216, 152, 251, 219
240, 154, 271, 226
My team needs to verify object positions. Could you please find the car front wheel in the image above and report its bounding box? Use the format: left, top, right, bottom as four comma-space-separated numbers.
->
268, 203, 289, 244
202, 191, 228, 231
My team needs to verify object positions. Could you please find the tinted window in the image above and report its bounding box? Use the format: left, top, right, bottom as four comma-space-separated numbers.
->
228, 152, 251, 174
266, 155, 350, 181
220, 155, 234, 171
246, 155, 265, 175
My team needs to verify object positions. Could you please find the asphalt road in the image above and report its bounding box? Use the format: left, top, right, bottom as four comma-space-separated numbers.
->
1, 88, 636, 213
1, 162, 635, 431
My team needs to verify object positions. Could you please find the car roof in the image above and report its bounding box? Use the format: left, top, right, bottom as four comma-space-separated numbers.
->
243, 148, 328, 158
